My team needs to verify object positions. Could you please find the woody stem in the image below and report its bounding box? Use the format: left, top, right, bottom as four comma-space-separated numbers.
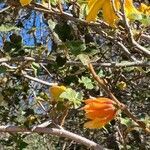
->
88, 63, 150, 133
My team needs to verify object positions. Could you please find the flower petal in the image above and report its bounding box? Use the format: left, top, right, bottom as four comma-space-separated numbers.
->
125, 0, 141, 18
85, 98, 115, 104
83, 97, 118, 129
86, 0, 105, 22
84, 118, 107, 129
84, 109, 117, 129
102, 0, 119, 27
83, 103, 115, 110
20, 0, 32, 6
85, 107, 116, 119
49, 85, 66, 101
138, 3, 150, 15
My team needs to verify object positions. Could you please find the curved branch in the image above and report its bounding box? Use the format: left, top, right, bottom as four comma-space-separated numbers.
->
88, 63, 150, 134
0, 125, 104, 150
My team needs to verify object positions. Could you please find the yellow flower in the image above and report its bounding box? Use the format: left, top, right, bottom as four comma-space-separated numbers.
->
20, 0, 32, 6
86, 0, 141, 27
138, 3, 150, 15
101, 0, 120, 27
86, 0, 105, 23
82, 98, 118, 129
49, 85, 67, 101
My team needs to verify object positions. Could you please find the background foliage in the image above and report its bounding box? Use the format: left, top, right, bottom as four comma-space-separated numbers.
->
0, 0, 149, 149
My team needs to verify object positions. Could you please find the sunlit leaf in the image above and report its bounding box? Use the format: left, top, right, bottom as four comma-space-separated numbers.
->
0, 25, 19, 32
77, 54, 90, 66
60, 88, 83, 108
79, 76, 94, 89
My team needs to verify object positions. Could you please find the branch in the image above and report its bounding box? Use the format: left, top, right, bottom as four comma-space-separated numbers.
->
88, 63, 150, 134
66, 61, 150, 67
0, 125, 104, 150
21, 71, 57, 86
120, 0, 150, 57
0, 57, 35, 63
141, 34, 150, 41
7, 2, 148, 59
0, 6, 11, 13
90, 27, 137, 61
1, 57, 149, 68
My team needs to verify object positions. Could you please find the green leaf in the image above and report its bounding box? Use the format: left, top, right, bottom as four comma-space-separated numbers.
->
18, 141, 28, 150
129, 13, 150, 26
98, 69, 105, 78
120, 117, 133, 127
0, 66, 7, 74
56, 55, 67, 67
0, 25, 20, 32
60, 88, 83, 108
77, 54, 90, 66
66, 41, 86, 56
140, 15, 150, 26
128, 13, 143, 21
79, 76, 94, 89
54, 22, 73, 42
50, 0, 57, 5
48, 19, 56, 30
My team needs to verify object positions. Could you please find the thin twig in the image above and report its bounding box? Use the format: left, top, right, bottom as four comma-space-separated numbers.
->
66, 61, 150, 67
141, 34, 150, 41
0, 6, 11, 13
22, 71, 57, 86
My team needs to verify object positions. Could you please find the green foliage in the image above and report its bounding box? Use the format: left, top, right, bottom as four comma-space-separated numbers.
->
140, 15, 150, 26
77, 54, 90, 66
0, 25, 20, 32
54, 22, 73, 42
66, 41, 86, 56
60, 88, 83, 108
129, 13, 150, 26
0, 0, 149, 149
79, 76, 94, 89
0, 66, 7, 74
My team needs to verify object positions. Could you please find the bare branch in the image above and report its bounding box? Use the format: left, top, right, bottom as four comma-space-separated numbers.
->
120, 0, 150, 57
1, 57, 150, 68
66, 61, 150, 67
88, 63, 150, 134
22, 71, 57, 86
0, 125, 104, 150
141, 34, 150, 41
0, 6, 11, 13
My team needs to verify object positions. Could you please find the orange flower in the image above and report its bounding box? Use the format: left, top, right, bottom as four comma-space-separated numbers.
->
82, 98, 118, 129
